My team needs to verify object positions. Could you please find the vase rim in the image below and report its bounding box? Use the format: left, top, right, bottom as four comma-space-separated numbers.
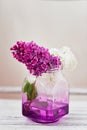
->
46, 67, 61, 73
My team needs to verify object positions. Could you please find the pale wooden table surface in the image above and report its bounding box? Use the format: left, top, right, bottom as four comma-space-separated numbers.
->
0, 87, 87, 130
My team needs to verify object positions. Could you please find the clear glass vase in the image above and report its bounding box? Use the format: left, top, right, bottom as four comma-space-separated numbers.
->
22, 69, 69, 123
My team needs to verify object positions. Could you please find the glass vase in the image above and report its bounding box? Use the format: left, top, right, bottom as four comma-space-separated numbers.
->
22, 69, 69, 123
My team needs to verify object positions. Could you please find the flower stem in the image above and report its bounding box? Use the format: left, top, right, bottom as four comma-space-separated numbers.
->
30, 80, 36, 104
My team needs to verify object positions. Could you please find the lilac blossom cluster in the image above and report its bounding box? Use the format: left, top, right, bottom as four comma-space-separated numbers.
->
10, 41, 61, 76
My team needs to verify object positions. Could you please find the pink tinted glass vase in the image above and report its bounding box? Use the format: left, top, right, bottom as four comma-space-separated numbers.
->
22, 69, 69, 123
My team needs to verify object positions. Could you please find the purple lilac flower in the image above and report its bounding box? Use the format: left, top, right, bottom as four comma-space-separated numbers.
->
10, 41, 26, 63
10, 41, 61, 76
49, 56, 61, 70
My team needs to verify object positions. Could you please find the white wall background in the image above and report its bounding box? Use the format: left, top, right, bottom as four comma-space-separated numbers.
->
0, 0, 87, 88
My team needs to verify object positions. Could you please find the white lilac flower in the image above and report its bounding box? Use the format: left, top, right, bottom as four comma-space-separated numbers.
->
49, 47, 77, 71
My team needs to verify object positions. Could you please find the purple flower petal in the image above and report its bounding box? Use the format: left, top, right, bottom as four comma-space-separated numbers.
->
10, 41, 61, 76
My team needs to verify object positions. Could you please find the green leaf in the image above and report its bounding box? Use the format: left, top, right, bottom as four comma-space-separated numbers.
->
23, 81, 31, 93
23, 80, 37, 100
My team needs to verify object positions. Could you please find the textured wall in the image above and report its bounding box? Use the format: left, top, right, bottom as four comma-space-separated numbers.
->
0, 0, 87, 87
